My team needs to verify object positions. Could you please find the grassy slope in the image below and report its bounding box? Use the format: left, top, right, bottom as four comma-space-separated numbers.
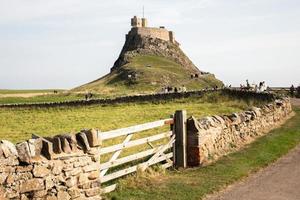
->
75, 55, 223, 95
108, 107, 300, 200
0, 93, 255, 144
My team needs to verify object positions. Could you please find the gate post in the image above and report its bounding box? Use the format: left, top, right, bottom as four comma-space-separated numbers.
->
174, 110, 187, 168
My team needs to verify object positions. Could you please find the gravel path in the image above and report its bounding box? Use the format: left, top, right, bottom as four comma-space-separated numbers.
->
205, 98, 300, 200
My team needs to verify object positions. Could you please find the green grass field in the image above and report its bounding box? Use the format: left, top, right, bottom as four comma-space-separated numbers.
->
0, 92, 99, 105
0, 93, 258, 144
107, 107, 300, 200
0, 89, 64, 94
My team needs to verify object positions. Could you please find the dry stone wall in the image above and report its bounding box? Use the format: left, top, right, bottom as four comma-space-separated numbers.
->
0, 129, 102, 200
0, 89, 275, 109
187, 97, 293, 166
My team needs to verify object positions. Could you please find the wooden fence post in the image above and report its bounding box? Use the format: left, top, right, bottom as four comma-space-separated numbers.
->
174, 110, 187, 168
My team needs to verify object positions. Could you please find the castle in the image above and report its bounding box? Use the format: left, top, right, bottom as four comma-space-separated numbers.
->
127, 16, 178, 45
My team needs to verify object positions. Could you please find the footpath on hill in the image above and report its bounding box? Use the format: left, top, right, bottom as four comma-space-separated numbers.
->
205, 98, 300, 200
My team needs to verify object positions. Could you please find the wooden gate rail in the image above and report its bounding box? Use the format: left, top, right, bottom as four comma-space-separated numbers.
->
101, 118, 174, 140
99, 111, 187, 195
99, 142, 173, 170
99, 131, 172, 155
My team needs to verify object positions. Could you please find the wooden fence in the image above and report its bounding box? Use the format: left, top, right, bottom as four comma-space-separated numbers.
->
99, 110, 187, 194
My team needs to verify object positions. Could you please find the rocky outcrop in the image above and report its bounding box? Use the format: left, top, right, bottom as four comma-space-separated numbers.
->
0, 129, 102, 200
111, 35, 201, 74
187, 97, 293, 166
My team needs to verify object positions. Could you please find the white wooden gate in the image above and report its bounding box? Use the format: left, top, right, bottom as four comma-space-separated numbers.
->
99, 117, 175, 193
99, 110, 187, 194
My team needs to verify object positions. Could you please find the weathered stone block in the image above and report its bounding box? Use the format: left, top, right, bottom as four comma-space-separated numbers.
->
57, 191, 71, 200
16, 141, 32, 163
65, 168, 81, 177
84, 188, 101, 197
68, 187, 81, 198
76, 132, 91, 153
88, 170, 100, 180
84, 129, 102, 147
5, 188, 19, 199
65, 177, 77, 188
17, 172, 33, 181
5, 173, 15, 184
78, 173, 88, 185
33, 165, 50, 177
83, 163, 99, 173
0, 173, 8, 184
46, 195, 58, 200
45, 176, 55, 190
20, 194, 29, 200
52, 136, 62, 154
63, 163, 74, 172
28, 138, 43, 157
1, 140, 18, 157
61, 138, 72, 154
52, 160, 63, 175
20, 178, 44, 193
16, 165, 33, 173
41, 140, 54, 160
33, 189, 48, 198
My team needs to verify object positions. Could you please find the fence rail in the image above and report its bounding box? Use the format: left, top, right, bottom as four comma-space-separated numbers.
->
98, 116, 180, 194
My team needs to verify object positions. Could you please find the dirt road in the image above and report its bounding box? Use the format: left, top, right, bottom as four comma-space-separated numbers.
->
205, 144, 300, 200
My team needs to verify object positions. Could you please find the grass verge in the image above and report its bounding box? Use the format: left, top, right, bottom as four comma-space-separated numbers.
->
107, 107, 300, 200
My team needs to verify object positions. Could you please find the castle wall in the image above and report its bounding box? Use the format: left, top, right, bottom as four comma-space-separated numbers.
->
130, 27, 173, 43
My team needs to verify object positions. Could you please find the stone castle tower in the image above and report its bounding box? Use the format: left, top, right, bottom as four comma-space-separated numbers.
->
127, 16, 177, 45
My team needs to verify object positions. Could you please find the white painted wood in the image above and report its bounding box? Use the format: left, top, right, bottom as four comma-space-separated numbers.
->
100, 131, 172, 155
140, 135, 175, 171
100, 142, 173, 171
101, 184, 117, 194
101, 118, 173, 140
100, 134, 133, 177
101, 152, 173, 183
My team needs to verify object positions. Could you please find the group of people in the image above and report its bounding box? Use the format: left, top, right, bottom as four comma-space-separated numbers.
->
290, 85, 300, 97
240, 80, 267, 92
161, 85, 187, 93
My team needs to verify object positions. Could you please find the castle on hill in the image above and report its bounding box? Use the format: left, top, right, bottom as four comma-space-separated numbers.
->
127, 16, 178, 45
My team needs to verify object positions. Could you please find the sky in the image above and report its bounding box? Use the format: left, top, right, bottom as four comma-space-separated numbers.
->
0, 0, 299, 89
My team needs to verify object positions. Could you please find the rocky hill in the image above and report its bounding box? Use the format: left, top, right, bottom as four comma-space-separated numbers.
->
74, 17, 223, 96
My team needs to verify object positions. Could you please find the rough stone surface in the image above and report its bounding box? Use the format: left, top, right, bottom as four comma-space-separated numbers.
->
84, 129, 102, 147
0, 131, 102, 200
57, 191, 71, 200
16, 142, 31, 164
33, 165, 50, 177
187, 97, 293, 166
19, 178, 44, 193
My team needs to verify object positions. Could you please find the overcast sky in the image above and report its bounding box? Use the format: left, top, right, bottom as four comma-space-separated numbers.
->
0, 0, 299, 89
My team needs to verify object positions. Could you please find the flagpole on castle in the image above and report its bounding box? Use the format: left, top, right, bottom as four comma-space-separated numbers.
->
143, 6, 144, 18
